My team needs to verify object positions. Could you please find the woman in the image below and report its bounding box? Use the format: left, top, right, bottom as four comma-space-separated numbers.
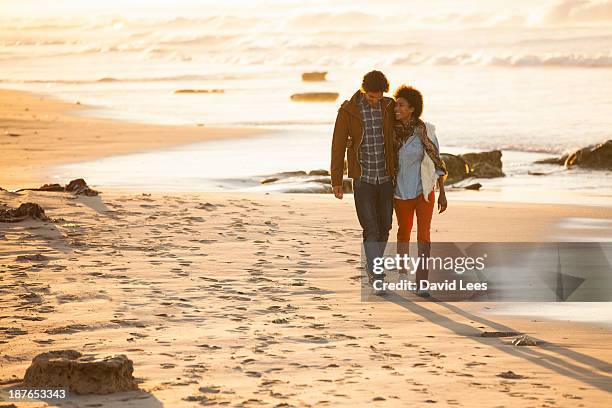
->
392, 85, 447, 297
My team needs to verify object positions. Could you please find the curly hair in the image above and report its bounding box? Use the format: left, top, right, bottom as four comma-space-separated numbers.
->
361, 70, 389, 93
393, 85, 423, 118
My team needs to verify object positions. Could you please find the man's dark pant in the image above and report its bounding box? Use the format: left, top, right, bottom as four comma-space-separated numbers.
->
353, 178, 394, 278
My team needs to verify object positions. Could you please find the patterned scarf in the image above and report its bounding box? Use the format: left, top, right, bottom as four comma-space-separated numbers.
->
393, 118, 447, 186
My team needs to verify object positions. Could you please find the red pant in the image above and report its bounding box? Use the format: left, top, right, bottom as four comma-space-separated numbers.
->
394, 190, 435, 243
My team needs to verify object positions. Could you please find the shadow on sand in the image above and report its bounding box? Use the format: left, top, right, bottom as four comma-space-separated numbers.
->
380, 291, 612, 393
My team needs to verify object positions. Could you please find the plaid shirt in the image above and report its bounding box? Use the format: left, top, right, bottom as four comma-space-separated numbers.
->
359, 95, 390, 184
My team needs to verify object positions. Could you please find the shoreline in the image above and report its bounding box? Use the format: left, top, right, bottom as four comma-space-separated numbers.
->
0, 89, 268, 189
3, 88, 610, 209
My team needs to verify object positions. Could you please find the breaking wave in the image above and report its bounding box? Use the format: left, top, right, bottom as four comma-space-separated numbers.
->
0, 74, 248, 85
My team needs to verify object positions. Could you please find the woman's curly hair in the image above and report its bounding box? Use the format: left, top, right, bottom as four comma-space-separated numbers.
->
394, 85, 423, 118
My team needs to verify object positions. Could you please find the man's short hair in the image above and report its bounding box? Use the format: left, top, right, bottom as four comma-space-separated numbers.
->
361, 70, 389, 93
394, 85, 423, 118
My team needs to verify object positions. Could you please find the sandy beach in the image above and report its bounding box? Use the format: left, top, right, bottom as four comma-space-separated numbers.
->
1, 90, 611, 407
0, 90, 264, 190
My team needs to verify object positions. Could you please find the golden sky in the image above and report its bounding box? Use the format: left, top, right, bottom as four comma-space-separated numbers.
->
1, 0, 611, 27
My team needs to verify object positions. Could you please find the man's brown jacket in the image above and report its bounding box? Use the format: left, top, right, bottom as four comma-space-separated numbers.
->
330, 90, 396, 187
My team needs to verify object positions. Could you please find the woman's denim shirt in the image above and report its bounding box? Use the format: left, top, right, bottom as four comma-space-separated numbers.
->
394, 129, 445, 200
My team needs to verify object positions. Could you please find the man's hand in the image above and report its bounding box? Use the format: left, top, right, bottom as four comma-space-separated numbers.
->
332, 186, 344, 200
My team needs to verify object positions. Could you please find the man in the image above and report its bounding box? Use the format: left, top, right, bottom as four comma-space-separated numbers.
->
330, 70, 396, 284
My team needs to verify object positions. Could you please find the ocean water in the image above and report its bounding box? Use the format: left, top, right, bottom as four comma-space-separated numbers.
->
1, 6, 612, 201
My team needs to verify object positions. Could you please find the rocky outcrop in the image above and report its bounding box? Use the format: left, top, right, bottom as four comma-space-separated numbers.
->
535, 156, 565, 165
16, 178, 99, 196
308, 169, 330, 176
463, 182, 482, 190
23, 350, 138, 395
263, 149, 504, 193
0, 203, 49, 223
275, 171, 307, 177
460, 150, 505, 178
440, 151, 505, 184
461, 150, 502, 169
535, 140, 612, 170
32, 184, 64, 192
302, 72, 327, 82
320, 178, 353, 193
260, 177, 279, 184
65, 178, 99, 196
440, 153, 470, 185
470, 162, 505, 178
259, 170, 352, 193
290, 92, 339, 102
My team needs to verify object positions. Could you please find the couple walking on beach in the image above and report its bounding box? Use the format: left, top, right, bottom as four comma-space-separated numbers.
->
330, 70, 448, 297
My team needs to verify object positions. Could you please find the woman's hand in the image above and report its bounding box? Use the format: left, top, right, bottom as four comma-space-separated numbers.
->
436, 175, 447, 213
437, 192, 447, 213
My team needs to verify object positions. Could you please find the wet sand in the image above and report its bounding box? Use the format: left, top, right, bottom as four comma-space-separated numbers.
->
0, 89, 265, 190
